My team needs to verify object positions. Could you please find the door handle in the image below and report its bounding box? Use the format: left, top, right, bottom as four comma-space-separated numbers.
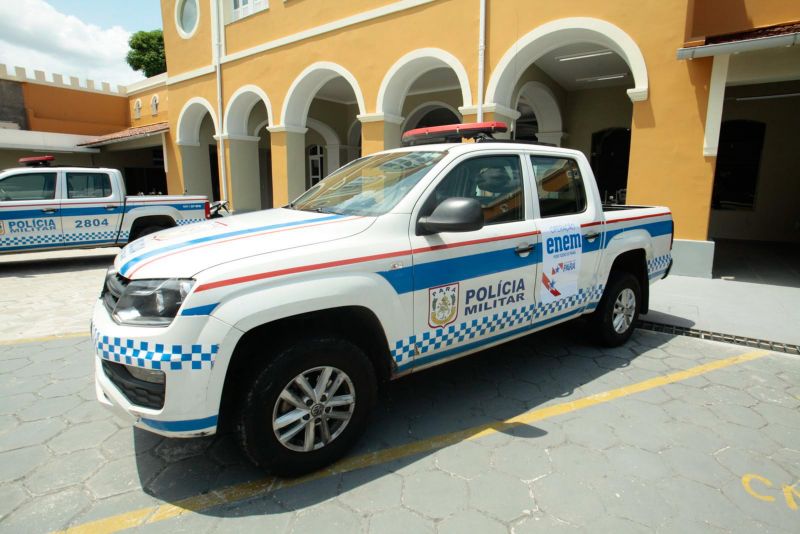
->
104, 205, 117, 210
585, 232, 601, 242
515, 243, 535, 256
41, 208, 57, 214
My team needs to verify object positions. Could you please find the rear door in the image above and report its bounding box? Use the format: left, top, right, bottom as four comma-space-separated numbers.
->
405, 151, 540, 370
528, 154, 604, 321
60, 171, 123, 246
0, 170, 62, 252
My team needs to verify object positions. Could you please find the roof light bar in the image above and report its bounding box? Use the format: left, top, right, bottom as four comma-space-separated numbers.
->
18, 155, 55, 167
402, 121, 508, 145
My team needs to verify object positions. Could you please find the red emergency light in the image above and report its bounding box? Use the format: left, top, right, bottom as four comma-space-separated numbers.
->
402, 121, 508, 145
19, 155, 55, 167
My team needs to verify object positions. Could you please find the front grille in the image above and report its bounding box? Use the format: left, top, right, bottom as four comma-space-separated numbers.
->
102, 272, 129, 314
102, 360, 165, 409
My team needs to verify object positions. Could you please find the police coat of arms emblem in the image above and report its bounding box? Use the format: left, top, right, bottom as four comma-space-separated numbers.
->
428, 283, 459, 328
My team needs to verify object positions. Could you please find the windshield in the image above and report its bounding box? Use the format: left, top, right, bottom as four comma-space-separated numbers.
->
290, 151, 444, 216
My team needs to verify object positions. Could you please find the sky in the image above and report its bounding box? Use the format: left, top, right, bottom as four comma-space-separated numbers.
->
0, 0, 163, 90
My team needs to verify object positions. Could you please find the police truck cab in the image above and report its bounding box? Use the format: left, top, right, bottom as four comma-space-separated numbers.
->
91, 122, 674, 475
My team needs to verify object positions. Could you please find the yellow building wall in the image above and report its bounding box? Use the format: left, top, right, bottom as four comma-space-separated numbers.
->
161, 0, 213, 76
162, 0, 728, 239
21, 83, 128, 135
129, 86, 169, 127
690, 0, 800, 40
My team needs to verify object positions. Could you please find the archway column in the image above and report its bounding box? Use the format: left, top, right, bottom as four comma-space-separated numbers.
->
217, 133, 262, 213
358, 113, 404, 154
268, 126, 307, 205
535, 132, 564, 146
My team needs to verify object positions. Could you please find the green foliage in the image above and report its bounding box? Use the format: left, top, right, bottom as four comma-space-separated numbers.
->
126, 30, 166, 78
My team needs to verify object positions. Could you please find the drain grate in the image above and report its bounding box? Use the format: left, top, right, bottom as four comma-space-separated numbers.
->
635, 320, 800, 356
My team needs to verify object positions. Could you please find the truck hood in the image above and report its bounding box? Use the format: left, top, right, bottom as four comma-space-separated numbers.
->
115, 209, 375, 280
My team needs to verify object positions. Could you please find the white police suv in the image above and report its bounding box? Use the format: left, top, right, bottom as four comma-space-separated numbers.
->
92, 123, 673, 475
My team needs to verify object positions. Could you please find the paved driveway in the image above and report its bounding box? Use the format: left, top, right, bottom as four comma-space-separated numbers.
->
1, 325, 798, 533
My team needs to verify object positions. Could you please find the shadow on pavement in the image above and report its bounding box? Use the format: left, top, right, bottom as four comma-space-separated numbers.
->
0, 253, 117, 277
638, 310, 696, 329
132, 320, 674, 516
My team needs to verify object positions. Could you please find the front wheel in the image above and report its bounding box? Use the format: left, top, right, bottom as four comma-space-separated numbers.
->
589, 271, 641, 347
235, 338, 377, 476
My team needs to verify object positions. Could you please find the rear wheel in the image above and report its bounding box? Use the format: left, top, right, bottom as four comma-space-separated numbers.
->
589, 271, 641, 347
235, 338, 377, 476
130, 225, 168, 241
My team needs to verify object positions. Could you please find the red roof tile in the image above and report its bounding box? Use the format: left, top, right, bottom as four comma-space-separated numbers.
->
79, 122, 169, 147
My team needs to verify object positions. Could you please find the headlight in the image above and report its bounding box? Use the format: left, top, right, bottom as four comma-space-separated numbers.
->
113, 279, 194, 326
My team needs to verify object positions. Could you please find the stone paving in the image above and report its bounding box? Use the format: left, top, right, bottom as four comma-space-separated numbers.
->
0, 248, 116, 342
0, 324, 798, 533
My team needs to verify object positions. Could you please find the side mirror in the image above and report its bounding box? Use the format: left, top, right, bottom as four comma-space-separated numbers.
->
417, 197, 484, 235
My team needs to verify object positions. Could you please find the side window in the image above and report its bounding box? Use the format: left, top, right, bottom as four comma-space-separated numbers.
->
531, 156, 586, 217
66, 172, 112, 199
0, 172, 57, 201
427, 155, 524, 225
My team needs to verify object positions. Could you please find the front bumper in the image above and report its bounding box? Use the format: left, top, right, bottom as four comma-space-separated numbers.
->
91, 299, 242, 438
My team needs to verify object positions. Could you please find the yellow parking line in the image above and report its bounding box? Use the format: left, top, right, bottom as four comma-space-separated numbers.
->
0, 332, 88, 346
57, 348, 770, 534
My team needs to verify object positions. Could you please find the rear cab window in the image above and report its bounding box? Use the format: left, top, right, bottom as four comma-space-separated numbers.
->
66, 172, 112, 199
530, 156, 586, 218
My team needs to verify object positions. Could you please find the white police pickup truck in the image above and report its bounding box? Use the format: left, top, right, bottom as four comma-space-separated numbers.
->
0, 157, 208, 253
91, 123, 673, 475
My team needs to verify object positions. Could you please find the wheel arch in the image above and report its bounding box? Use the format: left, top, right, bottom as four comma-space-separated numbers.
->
606, 248, 649, 313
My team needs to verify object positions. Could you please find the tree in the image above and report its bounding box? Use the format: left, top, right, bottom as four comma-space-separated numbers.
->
126, 30, 166, 78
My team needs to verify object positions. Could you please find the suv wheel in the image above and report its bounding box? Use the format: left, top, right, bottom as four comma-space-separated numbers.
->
589, 271, 641, 347
235, 338, 376, 476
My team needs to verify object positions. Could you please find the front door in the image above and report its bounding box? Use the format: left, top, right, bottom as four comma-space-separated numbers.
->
0, 170, 62, 252
406, 152, 540, 371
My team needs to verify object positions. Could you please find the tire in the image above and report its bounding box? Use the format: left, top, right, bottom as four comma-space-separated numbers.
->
130, 225, 167, 242
589, 271, 641, 347
235, 338, 377, 476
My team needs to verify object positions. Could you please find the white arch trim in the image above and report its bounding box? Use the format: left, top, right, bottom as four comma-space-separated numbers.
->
486, 17, 649, 107
401, 101, 463, 132
515, 81, 563, 144
176, 97, 218, 146
377, 48, 473, 117
306, 117, 342, 175
224, 84, 274, 137
280, 62, 366, 129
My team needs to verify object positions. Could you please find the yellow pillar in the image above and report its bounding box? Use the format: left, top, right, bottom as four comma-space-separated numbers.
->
267, 126, 307, 206
359, 114, 403, 155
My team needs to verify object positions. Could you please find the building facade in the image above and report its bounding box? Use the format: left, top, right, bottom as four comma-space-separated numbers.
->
2, 0, 799, 277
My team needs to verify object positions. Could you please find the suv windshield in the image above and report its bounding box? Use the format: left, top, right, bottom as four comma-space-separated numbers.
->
290, 151, 444, 216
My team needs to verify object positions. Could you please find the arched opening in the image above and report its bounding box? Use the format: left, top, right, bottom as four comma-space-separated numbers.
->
279, 63, 365, 199
224, 86, 274, 211
487, 19, 645, 197
377, 49, 472, 148
176, 98, 220, 201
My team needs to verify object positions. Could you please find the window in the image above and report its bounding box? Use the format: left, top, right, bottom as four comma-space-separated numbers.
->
308, 145, 324, 188
66, 172, 112, 199
150, 95, 159, 116
232, 0, 268, 21
426, 155, 524, 225
133, 99, 142, 120
531, 156, 586, 217
0, 172, 56, 201
176, 0, 199, 37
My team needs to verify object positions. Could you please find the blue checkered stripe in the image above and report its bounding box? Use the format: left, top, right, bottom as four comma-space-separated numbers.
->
647, 254, 671, 276
93, 329, 219, 371
64, 231, 118, 243
177, 218, 205, 226
391, 285, 605, 364
0, 233, 62, 247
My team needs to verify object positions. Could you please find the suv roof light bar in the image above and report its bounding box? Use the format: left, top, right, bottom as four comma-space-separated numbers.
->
18, 155, 55, 167
402, 121, 508, 146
